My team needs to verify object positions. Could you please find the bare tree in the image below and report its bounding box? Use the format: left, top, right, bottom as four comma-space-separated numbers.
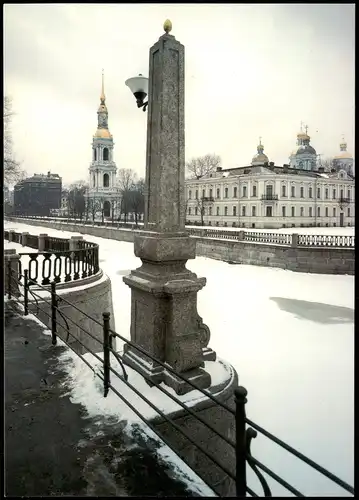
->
4, 96, 25, 185
186, 153, 221, 179
67, 180, 88, 220
321, 157, 335, 172
117, 168, 137, 222
195, 196, 213, 226
129, 178, 145, 226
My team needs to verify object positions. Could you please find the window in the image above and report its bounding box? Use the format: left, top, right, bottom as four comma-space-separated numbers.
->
348, 208, 351, 217
216, 188, 220, 199
188, 207, 191, 215
243, 186, 247, 197
333, 207, 336, 217
195, 190, 198, 199
195, 207, 198, 215
233, 206, 236, 216
216, 206, 220, 216
325, 188, 329, 199
340, 189, 344, 199
266, 206, 272, 217
103, 173, 109, 187
309, 187, 313, 198
252, 185, 257, 197
103, 147, 109, 161
209, 188, 213, 198
202, 189, 205, 198
209, 206, 212, 216
333, 188, 336, 199
224, 206, 228, 216
242, 206, 246, 216
291, 206, 295, 217
325, 207, 328, 217
189, 190, 192, 199
300, 187, 304, 198
282, 206, 286, 217
291, 186, 295, 197
317, 188, 320, 199
317, 207, 320, 217
282, 185, 286, 197
309, 207, 312, 217
94, 149, 97, 161
347, 189, 351, 200
252, 206, 256, 216
233, 186, 237, 198
224, 187, 228, 198
266, 185, 273, 197
93, 175, 96, 187
300, 207, 304, 217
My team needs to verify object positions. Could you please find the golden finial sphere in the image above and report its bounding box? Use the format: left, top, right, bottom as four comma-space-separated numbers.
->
163, 19, 172, 33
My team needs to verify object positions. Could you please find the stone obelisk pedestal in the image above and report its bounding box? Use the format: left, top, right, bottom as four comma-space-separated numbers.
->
123, 25, 216, 395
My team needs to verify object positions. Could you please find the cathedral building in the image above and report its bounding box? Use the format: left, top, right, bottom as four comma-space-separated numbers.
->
185, 130, 355, 229
85, 72, 121, 218
333, 137, 354, 176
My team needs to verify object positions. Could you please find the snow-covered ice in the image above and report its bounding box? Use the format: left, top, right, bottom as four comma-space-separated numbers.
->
4, 220, 354, 496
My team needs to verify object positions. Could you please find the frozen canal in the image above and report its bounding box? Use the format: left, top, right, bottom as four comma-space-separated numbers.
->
4, 221, 354, 496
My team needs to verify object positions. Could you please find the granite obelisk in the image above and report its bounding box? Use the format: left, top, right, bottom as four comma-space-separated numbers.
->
123, 21, 216, 394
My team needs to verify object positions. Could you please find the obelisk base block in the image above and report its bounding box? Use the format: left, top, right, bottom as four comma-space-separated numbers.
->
123, 232, 216, 395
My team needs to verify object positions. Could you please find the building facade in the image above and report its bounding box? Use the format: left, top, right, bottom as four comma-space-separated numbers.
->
186, 137, 355, 229
14, 172, 62, 216
85, 72, 121, 218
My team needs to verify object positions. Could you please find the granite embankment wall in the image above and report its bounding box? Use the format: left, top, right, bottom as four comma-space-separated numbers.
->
6, 217, 354, 275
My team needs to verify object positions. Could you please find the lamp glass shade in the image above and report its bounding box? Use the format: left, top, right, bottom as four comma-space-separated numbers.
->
125, 74, 149, 96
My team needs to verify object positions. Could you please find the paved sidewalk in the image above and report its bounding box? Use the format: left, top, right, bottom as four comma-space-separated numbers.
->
5, 303, 207, 497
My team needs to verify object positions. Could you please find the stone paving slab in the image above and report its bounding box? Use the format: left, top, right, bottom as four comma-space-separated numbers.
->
4, 302, 207, 497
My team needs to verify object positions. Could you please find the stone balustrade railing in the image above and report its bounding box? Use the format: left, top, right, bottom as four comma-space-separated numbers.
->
5, 215, 355, 249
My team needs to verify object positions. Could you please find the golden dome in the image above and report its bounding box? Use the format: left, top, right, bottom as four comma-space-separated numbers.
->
333, 152, 353, 160
94, 128, 112, 139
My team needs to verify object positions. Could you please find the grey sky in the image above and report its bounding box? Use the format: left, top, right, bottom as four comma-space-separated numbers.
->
4, 3, 355, 184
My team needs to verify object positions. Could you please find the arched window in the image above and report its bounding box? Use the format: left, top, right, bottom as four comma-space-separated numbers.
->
188, 207, 191, 215
252, 185, 257, 197
93, 175, 96, 187
189, 190, 192, 199
103, 200, 111, 217
216, 188, 220, 199
216, 206, 220, 216
103, 173, 109, 187
233, 186, 237, 198
94, 149, 97, 161
317, 207, 320, 217
224, 206, 228, 216
103, 148, 109, 161
242, 206, 246, 216
233, 206, 236, 216
225, 187, 228, 198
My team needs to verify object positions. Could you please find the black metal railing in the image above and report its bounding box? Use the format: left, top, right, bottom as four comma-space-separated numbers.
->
4, 266, 354, 498
4, 231, 99, 285
297, 234, 354, 248
339, 197, 350, 204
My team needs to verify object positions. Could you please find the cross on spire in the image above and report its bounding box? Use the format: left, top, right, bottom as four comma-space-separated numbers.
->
304, 124, 308, 135
259, 136, 262, 145
100, 69, 105, 102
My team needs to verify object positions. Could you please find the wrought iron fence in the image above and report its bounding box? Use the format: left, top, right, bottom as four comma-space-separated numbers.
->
4, 266, 355, 498
4, 231, 99, 286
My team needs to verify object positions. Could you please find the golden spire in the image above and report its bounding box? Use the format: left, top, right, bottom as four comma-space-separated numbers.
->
100, 69, 105, 103
163, 19, 172, 33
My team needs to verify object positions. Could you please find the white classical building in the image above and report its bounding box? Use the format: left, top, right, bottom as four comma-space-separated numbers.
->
186, 135, 355, 229
85, 72, 121, 218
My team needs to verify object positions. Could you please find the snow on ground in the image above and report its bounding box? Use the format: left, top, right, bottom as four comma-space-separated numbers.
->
4, 221, 354, 496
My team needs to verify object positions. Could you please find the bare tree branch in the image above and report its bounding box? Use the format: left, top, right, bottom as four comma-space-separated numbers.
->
186, 153, 221, 179
4, 96, 25, 185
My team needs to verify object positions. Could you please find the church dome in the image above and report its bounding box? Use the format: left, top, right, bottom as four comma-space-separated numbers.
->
251, 138, 269, 165
94, 128, 112, 139
333, 138, 352, 160
296, 144, 316, 155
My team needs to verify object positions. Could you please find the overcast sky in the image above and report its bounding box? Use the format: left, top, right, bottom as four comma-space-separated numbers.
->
4, 3, 355, 184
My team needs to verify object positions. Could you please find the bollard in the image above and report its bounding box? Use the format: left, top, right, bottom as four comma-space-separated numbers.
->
8, 230, 15, 243
235, 386, 248, 497
38, 234, 48, 252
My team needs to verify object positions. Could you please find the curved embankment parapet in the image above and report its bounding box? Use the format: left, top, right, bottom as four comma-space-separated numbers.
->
5, 217, 354, 275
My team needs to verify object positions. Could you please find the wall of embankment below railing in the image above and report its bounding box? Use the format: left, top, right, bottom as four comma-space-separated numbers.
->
5, 217, 355, 275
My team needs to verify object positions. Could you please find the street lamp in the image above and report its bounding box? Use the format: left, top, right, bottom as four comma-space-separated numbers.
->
125, 73, 149, 111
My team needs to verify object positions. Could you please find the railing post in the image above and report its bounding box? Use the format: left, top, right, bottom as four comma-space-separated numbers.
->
50, 281, 58, 345
7, 258, 12, 300
235, 386, 248, 497
21, 232, 30, 247
103, 311, 111, 397
5, 251, 21, 299
24, 269, 29, 315
38, 233, 48, 252
291, 233, 298, 248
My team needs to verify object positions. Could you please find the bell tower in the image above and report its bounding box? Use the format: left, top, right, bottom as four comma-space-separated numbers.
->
87, 70, 119, 218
